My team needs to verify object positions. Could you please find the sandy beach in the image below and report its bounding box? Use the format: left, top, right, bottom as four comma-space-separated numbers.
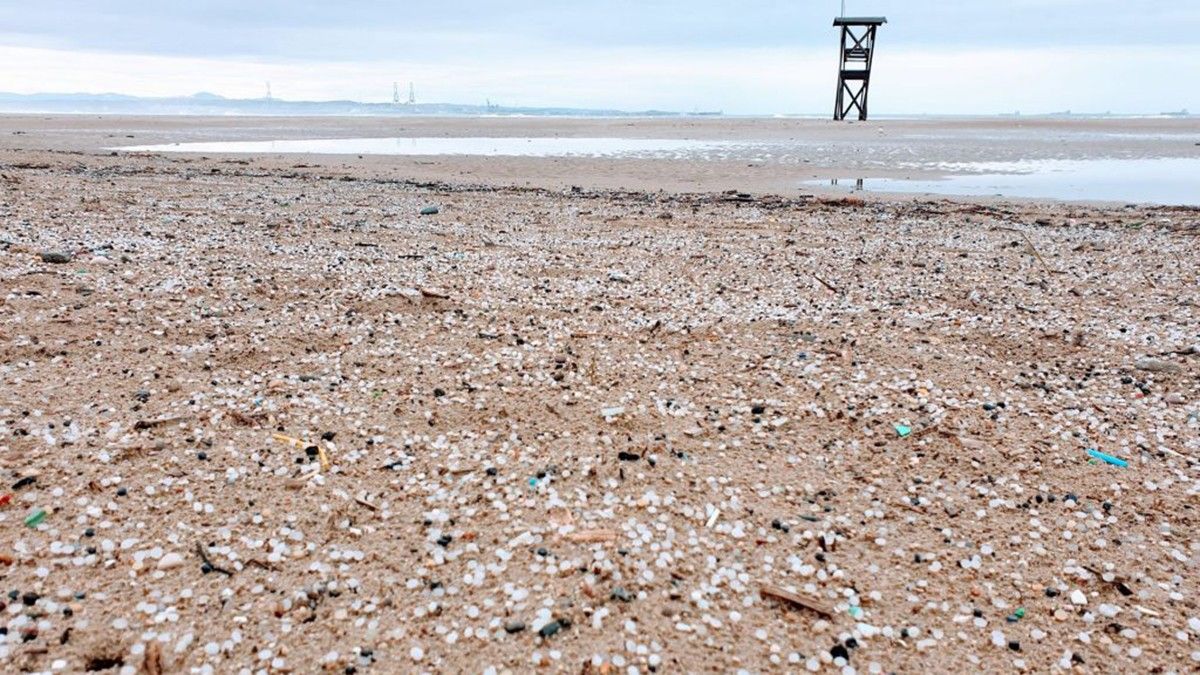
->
1, 115, 1199, 673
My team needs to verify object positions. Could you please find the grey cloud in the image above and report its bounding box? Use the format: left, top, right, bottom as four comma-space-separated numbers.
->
2, 0, 1196, 61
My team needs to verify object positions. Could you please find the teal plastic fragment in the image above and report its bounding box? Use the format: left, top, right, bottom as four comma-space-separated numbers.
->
894, 424, 912, 438
24, 508, 47, 528
1087, 449, 1128, 468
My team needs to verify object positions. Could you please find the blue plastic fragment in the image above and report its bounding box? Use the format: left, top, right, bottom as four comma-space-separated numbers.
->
1087, 448, 1128, 468
894, 424, 912, 438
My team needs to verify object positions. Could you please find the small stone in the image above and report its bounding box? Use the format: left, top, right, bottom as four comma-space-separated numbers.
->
1070, 589, 1088, 606
504, 621, 526, 634
1166, 393, 1185, 405
40, 251, 73, 264
419, 206, 439, 216
157, 552, 185, 570
1135, 358, 1181, 373
611, 587, 632, 602
539, 619, 569, 638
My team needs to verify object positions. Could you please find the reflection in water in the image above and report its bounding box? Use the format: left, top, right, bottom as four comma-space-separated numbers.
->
830, 178, 865, 191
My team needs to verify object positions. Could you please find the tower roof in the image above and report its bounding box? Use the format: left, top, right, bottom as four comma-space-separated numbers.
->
833, 17, 887, 26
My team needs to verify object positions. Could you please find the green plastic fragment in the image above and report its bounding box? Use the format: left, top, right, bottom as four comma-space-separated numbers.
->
894, 424, 912, 438
24, 508, 47, 528
848, 606, 864, 619
1014, 607, 1026, 619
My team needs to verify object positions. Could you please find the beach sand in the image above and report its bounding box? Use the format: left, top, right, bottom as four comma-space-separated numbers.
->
0, 115, 1198, 673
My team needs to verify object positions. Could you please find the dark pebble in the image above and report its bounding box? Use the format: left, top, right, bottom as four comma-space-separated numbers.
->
21, 592, 38, 606
420, 206, 440, 216
982, 403, 996, 411
321, 431, 336, 441
1045, 588, 1059, 597
505, 621, 526, 634
197, 452, 208, 461
617, 451, 640, 462
485, 467, 497, 476
751, 405, 765, 415
40, 251, 73, 264
539, 619, 568, 638
116, 487, 127, 497
611, 587, 632, 602
436, 534, 452, 547
84, 528, 95, 537
1008, 641, 1021, 652
830, 644, 850, 661
535, 548, 548, 557
433, 388, 445, 398
11, 476, 36, 490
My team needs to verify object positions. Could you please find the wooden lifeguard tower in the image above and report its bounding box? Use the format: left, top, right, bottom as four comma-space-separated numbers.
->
833, 16, 886, 121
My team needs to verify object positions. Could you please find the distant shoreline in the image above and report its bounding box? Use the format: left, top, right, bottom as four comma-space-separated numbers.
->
0, 92, 1190, 120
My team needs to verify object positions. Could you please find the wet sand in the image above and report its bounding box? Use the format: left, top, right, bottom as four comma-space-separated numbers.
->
3, 114, 1198, 195
0, 116, 1199, 673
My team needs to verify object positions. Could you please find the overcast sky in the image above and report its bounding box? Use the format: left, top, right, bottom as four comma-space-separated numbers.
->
2, 0, 1198, 114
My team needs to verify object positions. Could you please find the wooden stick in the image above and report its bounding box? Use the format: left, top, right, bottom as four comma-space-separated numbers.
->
812, 274, 840, 294
759, 585, 835, 618
565, 529, 618, 543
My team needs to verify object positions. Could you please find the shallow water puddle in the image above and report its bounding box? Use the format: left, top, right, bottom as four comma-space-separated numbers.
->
815, 158, 1200, 205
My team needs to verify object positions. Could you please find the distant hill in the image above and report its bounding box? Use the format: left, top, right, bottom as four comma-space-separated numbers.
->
0, 91, 684, 118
